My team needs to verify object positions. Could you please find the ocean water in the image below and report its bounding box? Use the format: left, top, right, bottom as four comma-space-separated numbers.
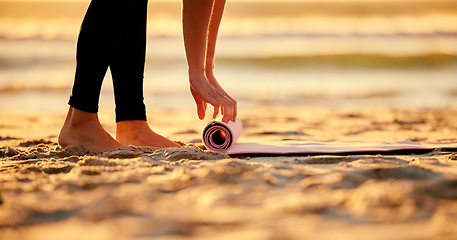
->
0, 0, 456, 114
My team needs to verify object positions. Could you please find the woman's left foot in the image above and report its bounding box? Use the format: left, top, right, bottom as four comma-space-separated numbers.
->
116, 120, 180, 148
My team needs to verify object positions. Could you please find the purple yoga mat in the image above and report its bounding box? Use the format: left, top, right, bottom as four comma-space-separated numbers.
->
202, 119, 457, 156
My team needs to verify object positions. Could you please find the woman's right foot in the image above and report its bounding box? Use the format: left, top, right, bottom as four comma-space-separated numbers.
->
58, 107, 122, 153
116, 120, 180, 148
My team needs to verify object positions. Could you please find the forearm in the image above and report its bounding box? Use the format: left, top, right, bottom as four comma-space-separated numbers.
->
182, 0, 236, 122
182, 0, 214, 78
206, 0, 226, 72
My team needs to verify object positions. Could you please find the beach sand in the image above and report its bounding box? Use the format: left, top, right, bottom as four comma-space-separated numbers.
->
1, 106, 457, 240
1, 0, 457, 238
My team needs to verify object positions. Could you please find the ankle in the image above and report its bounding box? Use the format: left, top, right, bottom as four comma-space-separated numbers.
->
116, 120, 148, 133
69, 108, 99, 128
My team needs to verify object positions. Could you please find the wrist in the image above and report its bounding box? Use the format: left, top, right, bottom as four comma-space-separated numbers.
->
205, 60, 215, 72
205, 66, 214, 74
188, 68, 205, 79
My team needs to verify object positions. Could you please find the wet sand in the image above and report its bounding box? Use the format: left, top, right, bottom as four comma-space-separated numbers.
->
1, 107, 457, 240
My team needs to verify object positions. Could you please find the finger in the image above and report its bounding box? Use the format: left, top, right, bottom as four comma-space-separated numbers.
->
219, 92, 236, 122
205, 75, 238, 121
197, 101, 207, 120
190, 87, 207, 120
212, 103, 220, 119
220, 97, 233, 123
222, 96, 236, 123
232, 99, 237, 122
222, 106, 229, 123
223, 101, 231, 123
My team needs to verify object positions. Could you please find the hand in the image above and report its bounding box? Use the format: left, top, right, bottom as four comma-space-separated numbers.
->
189, 73, 237, 123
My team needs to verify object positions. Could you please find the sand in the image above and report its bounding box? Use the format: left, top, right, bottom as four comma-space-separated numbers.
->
1, 107, 457, 240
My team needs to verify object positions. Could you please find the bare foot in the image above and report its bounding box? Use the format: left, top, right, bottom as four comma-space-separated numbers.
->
58, 107, 122, 153
116, 120, 180, 148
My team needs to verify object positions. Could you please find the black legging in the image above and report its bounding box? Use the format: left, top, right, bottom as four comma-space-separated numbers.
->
68, 0, 148, 122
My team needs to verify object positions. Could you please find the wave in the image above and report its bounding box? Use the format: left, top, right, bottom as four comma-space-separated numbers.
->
216, 53, 457, 68
1, 0, 457, 40
0, 84, 70, 95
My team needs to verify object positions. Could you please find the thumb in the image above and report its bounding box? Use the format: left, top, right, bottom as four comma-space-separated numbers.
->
191, 87, 207, 120
196, 101, 207, 120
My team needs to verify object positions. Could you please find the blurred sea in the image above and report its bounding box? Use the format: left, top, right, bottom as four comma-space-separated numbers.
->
0, 0, 456, 113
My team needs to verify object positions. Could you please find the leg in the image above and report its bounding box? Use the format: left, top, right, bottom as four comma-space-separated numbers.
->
109, 0, 178, 147
69, 0, 133, 112
59, 0, 134, 152
109, 0, 147, 122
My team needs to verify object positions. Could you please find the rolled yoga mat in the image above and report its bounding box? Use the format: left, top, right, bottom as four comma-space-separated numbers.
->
202, 118, 457, 156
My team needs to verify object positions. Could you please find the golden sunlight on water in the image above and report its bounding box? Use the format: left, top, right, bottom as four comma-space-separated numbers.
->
1, 0, 456, 39
0, 0, 456, 111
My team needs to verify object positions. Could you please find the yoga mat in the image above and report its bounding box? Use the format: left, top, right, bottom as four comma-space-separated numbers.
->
202, 118, 457, 156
